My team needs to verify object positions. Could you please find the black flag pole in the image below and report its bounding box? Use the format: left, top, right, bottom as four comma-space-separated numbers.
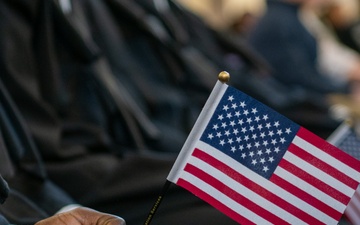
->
143, 180, 172, 225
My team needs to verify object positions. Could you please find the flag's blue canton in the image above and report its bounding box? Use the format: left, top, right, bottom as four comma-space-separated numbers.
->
200, 87, 300, 179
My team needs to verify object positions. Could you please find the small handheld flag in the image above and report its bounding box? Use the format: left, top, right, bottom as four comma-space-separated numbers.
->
167, 71, 360, 224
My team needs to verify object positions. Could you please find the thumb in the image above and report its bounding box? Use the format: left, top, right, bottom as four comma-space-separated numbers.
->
96, 214, 126, 225
73, 207, 126, 225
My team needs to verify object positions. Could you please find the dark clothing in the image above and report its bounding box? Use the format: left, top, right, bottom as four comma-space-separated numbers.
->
0, 0, 243, 224
0, 79, 76, 224
248, 0, 348, 94
333, 21, 360, 54
0, 176, 9, 225
246, 0, 344, 138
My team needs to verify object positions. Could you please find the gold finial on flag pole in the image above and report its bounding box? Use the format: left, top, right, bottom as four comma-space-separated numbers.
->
218, 71, 230, 83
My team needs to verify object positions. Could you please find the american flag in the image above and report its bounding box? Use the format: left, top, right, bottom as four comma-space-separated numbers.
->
167, 81, 360, 224
328, 122, 360, 225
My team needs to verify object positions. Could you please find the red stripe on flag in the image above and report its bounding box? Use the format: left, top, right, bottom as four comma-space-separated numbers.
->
278, 159, 351, 205
297, 128, 360, 173
183, 163, 290, 225
288, 144, 359, 189
177, 178, 257, 225
191, 148, 325, 225
270, 173, 342, 220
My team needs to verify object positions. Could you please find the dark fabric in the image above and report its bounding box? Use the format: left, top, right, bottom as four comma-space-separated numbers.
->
333, 21, 360, 54
0, 176, 8, 205
248, 0, 348, 94
0, 81, 76, 224
0, 1, 76, 223
0, 215, 9, 225
0, 0, 239, 224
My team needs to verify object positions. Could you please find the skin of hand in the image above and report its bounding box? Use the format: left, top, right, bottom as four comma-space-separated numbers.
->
34, 207, 126, 225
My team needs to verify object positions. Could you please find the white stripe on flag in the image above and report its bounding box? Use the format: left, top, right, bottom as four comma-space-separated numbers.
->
190, 141, 338, 224
187, 156, 306, 224
293, 136, 360, 182
274, 166, 345, 212
282, 150, 355, 197
181, 171, 273, 225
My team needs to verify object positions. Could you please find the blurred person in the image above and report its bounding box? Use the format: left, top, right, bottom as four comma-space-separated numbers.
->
247, 0, 349, 95
229, 12, 259, 38
324, 0, 360, 53
246, 0, 354, 139
300, 0, 360, 101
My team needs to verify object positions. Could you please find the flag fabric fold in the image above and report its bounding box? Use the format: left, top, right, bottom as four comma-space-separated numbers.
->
167, 81, 360, 225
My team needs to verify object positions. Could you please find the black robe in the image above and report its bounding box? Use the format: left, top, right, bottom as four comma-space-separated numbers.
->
0, 0, 242, 224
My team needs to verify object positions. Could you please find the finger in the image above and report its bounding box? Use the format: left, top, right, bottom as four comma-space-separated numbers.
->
34, 213, 79, 225
72, 207, 126, 225
97, 215, 126, 225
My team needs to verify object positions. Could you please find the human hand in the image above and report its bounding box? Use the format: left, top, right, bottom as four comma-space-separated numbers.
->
35, 207, 126, 225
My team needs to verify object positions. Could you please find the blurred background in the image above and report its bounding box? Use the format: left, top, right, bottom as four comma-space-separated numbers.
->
176, 0, 360, 138
2, 0, 360, 224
